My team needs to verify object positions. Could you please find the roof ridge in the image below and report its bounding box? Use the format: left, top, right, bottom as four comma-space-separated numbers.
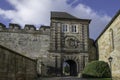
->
95, 9, 120, 42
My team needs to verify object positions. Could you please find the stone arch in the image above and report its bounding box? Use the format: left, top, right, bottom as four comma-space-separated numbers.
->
62, 55, 79, 76
63, 55, 79, 62
63, 60, 77, 76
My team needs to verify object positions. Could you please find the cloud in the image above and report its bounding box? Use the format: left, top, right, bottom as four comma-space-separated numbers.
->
0, 0, 111, 39
70, 3, 111, 39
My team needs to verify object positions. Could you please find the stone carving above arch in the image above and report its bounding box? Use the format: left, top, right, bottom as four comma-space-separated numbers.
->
64, 36, 80, 49
63, 55, 79, 63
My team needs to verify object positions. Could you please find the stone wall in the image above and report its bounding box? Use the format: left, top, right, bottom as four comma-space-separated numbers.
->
88, 39, 97, 61
0, 23, 50, 59
0, 45, 37, 80
96, 13, 120, 78
37, 53, 61, 77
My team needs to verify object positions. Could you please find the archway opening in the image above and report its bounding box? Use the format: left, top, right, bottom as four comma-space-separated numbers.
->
63, 60, 77, 76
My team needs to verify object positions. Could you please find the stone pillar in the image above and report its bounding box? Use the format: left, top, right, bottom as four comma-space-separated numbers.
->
60, 54, 63, 76
56, 23, 62, 52
85, 55, 89, 66
36, 58, 42, 76
50, 22, 56, 51
56, 55, 59, 76
78, 60, 83, 77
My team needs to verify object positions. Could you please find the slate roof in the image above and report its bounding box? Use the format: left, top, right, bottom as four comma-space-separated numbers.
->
51, 11, 91, 22
51, 11, 78, 19
95, 10, 120, 42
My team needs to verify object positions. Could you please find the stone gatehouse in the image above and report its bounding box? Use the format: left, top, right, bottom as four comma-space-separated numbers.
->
0, 12, 97, 77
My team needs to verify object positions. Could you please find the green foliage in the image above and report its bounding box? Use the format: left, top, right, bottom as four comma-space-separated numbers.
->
64, 64, 70, 73
82, 61, 111, 78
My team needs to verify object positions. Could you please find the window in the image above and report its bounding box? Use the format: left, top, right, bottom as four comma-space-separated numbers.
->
62, 24, 69, 32
109, 29, 114, 51
71, 24, 78, 33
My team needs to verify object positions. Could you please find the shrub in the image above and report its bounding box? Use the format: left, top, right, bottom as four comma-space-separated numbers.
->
82, 61, 111, 78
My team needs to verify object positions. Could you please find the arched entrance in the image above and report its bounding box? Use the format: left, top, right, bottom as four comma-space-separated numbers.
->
63, 60, 77, 76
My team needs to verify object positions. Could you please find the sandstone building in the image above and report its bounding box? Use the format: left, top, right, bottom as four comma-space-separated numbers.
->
0, 11, 97, 78
1, 9, 120, 79
96, 10, 120, 78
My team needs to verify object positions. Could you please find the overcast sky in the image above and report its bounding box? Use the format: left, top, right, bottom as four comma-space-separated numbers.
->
0, 0, 120, 40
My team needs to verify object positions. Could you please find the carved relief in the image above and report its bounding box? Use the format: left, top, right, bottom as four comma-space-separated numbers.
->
65, 36, 79, 48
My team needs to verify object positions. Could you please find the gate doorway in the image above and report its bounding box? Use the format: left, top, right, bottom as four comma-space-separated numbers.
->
63, 60, 77, 76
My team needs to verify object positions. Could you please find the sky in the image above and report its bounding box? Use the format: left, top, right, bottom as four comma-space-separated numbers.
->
0, 0, 120, 40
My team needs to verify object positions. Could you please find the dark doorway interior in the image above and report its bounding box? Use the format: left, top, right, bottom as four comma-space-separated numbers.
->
63, 60, 77, 76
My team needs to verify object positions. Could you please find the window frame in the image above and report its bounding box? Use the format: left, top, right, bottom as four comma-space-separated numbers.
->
109, 28, 114, 52
62, 24, 69, 32
71, 24, 78, 33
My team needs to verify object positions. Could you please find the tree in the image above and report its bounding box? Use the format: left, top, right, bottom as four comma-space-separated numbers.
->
64, 63, 70, 74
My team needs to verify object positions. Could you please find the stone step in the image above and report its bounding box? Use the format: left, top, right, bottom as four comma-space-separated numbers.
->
38, 77, 89, 80
38, 77, 119, 80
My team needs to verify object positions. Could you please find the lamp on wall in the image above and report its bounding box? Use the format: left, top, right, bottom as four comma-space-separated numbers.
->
108, 56, 113, 80
108, 56, 113, 63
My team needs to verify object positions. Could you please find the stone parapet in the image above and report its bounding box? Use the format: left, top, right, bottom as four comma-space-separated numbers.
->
0, 23, 50, 35
0, 23, 50, 59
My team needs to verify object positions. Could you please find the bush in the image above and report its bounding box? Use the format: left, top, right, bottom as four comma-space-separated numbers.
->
82, 61, 111, 78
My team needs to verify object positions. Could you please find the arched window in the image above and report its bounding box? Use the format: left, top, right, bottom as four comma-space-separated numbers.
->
109, 29, 114, 51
